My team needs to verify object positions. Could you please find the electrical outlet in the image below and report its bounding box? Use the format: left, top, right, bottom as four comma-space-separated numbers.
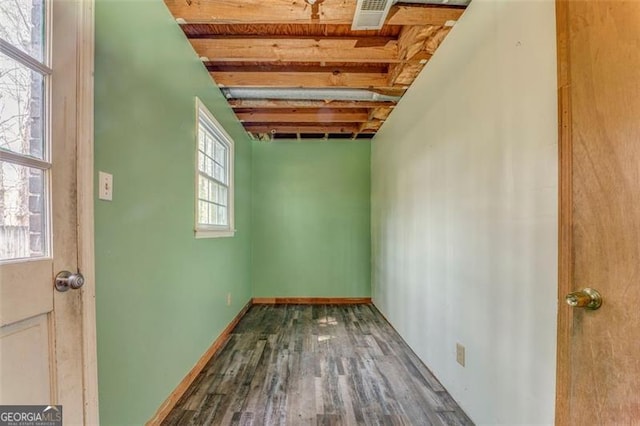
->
456, 343, 465, 367
226, 293, 232, 306
98, 171, 113, 201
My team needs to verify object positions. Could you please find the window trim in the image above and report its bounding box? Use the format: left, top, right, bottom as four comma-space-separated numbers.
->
194, 97, 235, 239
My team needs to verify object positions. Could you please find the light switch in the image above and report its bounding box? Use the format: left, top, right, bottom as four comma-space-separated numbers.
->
99, 171, 113, 201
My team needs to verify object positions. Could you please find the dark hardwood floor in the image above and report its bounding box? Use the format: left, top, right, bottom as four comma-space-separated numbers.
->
163, 304, 473, 425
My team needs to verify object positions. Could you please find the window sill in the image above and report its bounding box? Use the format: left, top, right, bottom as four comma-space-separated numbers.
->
195, 229, 236, 239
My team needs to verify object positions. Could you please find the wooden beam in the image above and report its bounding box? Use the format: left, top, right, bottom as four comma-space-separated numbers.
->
228, 99, 396, 109
196, 34, 397, 44
181, 23, 404, 38
379, 4, 465, 27
165, 0, 465, 26
208, 64, 389, 74
244, 123, 363, 134
236, 108, 370, 123
191, 38, 399, 63
211, 71, 389, 88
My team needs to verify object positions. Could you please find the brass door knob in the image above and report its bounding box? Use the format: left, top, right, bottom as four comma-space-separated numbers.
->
565, 288, 602, 310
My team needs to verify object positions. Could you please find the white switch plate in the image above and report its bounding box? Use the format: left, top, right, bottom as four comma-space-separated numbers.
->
99, 171, 113, 201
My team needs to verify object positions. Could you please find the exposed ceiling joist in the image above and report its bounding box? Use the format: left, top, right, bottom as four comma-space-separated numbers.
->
197, 34, 398, 43
211, 71, 391, 88
191, 38, 400, 63
208, 64, 389, 73
244, 123, 365, 134
236, 108, 373, 123
165, 0, 469, 140
165, 0, 465, 26
182, 24, 403, 38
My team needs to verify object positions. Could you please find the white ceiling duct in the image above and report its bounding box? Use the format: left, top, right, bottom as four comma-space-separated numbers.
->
394, 0, 471, 6
222, 88, 401, 102
351, 0, 394, 30
349, 0, 471, 31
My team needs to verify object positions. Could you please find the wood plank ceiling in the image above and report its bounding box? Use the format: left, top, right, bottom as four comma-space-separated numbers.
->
164, 0, 469, 140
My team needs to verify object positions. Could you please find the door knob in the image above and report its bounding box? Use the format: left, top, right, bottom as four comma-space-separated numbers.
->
565, 288, 602, 310
55, 271, 85, 292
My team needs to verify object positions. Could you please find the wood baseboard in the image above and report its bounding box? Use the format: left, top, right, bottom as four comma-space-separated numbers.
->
146, 299, 253, 425
252, 297, 372, 305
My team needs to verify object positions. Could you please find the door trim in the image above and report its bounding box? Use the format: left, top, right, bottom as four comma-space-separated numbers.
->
555, 0, 572, 423
76, 0, 99, 423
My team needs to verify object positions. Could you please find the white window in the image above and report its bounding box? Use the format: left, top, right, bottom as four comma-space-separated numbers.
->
195, 98, 234, 238
0, 0, 51, 261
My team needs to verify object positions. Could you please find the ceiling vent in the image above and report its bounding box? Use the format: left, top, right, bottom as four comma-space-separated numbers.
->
351, 0, 394, 30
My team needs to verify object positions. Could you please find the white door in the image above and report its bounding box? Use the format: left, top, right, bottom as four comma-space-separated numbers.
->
0, 0, 97, 424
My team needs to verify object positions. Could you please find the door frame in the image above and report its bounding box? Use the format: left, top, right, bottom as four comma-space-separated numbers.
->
554, 0, 572, 423
75, 0, 99, 423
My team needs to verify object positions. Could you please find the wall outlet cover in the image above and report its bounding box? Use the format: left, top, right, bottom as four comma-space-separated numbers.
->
456, 343, 465, 367
99, 171, 113, 201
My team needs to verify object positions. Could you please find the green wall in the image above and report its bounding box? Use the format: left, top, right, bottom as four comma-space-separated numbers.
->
251, 141, 371, 298
94, 0, 252, 424
95, 1, 372, 423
